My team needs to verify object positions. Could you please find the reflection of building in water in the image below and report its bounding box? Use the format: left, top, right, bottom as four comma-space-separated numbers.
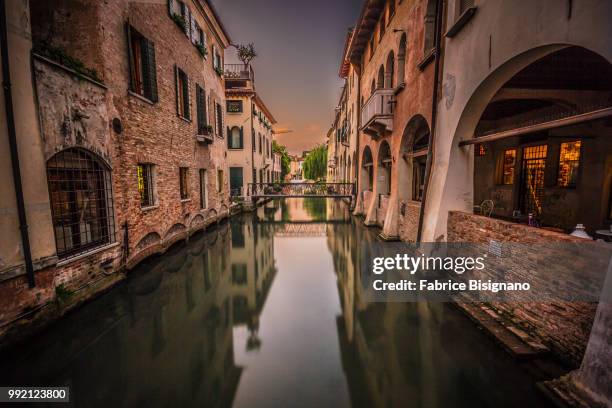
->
229, 216, 277, 351
3, 224, 243, 407
328, 221, 552, 407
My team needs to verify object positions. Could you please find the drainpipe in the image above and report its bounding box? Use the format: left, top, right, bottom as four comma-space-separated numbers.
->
416, 0, 444, 243
354, 65, 361, 205
250, 94, 255, 196
1, 1, 35, 287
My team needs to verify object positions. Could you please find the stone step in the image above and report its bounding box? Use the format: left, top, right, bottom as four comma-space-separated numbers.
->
456, 301, 549, 359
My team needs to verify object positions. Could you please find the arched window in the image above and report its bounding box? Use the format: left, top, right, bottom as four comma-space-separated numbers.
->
362, 147, 374, 191
398, 33, 407, 84
228, 126, 243, 149
47, 148, 115, 258
424, 0, 438, 52
377, 65, 385, 89
370, 79, 376, 95
385, 51, 395, 88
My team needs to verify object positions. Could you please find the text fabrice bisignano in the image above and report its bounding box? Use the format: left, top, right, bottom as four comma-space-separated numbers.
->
372, 279, 531, 293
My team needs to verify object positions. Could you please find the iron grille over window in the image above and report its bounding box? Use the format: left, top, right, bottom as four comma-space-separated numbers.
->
558, 141, 581, 187
227, 100, 243, 113
47, 148, 116, 259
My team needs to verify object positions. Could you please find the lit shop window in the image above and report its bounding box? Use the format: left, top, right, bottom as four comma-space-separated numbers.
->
557, 141, 581, 187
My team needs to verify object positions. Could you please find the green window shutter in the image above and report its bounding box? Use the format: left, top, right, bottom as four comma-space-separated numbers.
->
182, 72, 190, 120
174, 65, 180, 116
142, 38, 158, 102
239, 126, 244, 148
196, 85, 206, 133
227, 127, 231, 148
126, 23, 134, 92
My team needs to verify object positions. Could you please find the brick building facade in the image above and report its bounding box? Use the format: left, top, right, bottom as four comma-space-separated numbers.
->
0, 0, 233, 344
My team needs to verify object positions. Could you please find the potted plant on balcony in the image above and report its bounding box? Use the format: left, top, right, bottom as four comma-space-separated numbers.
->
236, 43, 257, 72
214, 66, 224, 77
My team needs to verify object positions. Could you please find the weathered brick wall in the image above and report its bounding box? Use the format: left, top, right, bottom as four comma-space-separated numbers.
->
448, 211, 597, 365
398, 200, 420, 242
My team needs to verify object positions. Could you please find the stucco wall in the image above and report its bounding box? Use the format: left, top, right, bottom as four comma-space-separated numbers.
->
422, 0, 612, 242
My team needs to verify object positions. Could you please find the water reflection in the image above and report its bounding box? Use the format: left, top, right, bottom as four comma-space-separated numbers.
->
0, 199, 552, 407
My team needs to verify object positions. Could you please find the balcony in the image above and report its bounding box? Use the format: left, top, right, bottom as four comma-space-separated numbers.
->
224, 64, 254, 83
361, 88, 394, 138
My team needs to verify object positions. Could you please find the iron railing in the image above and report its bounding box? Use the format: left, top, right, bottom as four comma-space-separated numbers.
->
248, 182, 355, 198
361, 88, 394, 126
224, 64, 254, 81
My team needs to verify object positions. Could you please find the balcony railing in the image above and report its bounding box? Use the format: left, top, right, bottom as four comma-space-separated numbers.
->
361, 88, 394, 137
224, 64, 254, 82
361, 88, 394, 126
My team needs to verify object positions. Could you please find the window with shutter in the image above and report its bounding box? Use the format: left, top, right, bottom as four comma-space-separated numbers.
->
196, 84, 208, 133
176, 67, 190, 120
127, 25, 157, 102
216, 103, 223, 137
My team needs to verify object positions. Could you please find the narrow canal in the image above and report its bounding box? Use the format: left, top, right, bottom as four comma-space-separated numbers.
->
0, 199, 554, 407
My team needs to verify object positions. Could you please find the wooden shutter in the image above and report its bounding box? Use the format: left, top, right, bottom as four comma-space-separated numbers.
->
183, 73, 190, 120
196, 84, 206, 133
174, 65, 179, 116
167, 0, 175, 16
186, 7, 191, 38
125, 23, 135, 92
227, 127, 232, 148
240, 126, 244, 148
142, 38, 158, 102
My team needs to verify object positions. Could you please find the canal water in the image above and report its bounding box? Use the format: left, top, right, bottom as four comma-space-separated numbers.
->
0, 199, 554, 407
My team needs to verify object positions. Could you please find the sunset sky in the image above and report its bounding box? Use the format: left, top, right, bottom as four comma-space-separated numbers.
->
211, 0, 362, 155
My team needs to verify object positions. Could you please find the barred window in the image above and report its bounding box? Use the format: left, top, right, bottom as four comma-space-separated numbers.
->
179, 167, 189, 199
47, 149, 116, 259
558, 141, 581, 187
137, 164, 155, 207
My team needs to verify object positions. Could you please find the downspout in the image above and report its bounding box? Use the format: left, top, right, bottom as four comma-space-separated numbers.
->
416, 0, 444, 243
1, 1, 35, 287
250, 94, 255, 196
354, 65, 361, 206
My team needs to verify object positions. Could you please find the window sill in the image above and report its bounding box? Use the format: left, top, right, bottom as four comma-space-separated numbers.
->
227, 111, 243, 115
417, 48, 436, 71
181, 198, 191, 203
128, 90, 155, 105
57, 242, 120, 267
178, 115, 192, 123
141, 204, 159, 212
445, 7, 477, 38
228, 147, 244, 150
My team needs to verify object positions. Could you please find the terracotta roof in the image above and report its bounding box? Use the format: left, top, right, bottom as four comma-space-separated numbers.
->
347, 0, 385, 64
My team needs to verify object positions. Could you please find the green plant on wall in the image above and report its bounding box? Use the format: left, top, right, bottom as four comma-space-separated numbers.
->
171, 13, 187, 32
34, 43, 102, 82
55, 284, 74, 305
196, 43, 208, 58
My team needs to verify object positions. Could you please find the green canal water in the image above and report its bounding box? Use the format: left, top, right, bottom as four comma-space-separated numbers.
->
0, 199, 554, 407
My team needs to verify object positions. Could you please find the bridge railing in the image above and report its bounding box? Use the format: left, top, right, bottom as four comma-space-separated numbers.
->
248, 182, 355, 198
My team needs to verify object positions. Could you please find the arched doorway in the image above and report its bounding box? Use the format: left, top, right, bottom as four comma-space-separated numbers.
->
361, 146, 374, 192
398, 115, 431, 203
398, 33, 407, 85
377, 141, 392, 196
385, 51, 395, 89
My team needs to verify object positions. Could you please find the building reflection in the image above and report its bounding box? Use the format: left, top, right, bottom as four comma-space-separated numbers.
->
0, 217, 279, 407
326, 206, 553, 408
